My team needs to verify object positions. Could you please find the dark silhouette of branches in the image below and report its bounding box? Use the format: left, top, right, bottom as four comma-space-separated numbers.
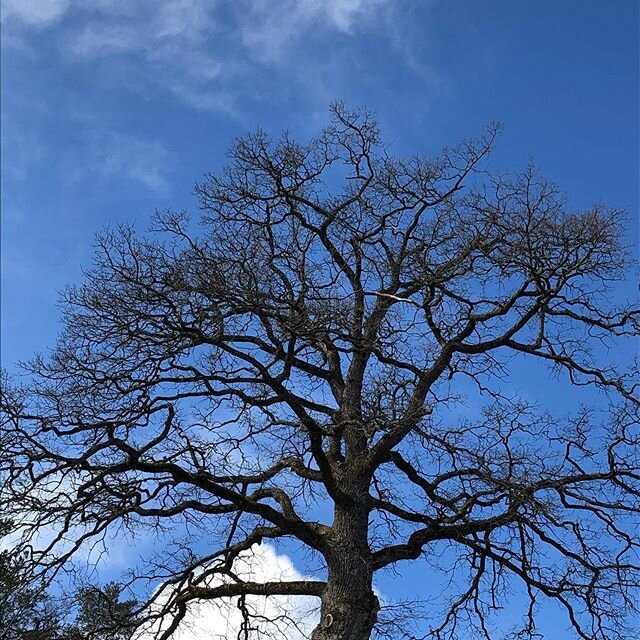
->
1, 103, 638, 640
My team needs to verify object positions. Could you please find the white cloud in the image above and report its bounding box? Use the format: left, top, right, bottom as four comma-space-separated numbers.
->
2, 0, 71, 27
66, 23, 139, 59
58, 1, 224, 109
3, 0, 395, 112
91, 132, 172, 192
239, 0, 388, 63
136, 544, 319, 640
1, 107, 171, 192
64, 1, 220, 76
325, 0, 383, 31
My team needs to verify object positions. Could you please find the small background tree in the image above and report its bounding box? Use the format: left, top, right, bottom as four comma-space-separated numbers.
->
0, 521, 61, 640
1, 103, 638, 640
0, 519, 138, 640
66, 583, 138, 640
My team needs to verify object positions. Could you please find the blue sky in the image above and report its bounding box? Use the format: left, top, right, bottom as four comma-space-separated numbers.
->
1, 0, 639, 636
2, 0, 638, 367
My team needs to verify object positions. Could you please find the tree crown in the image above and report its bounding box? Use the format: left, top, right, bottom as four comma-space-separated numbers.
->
2, 103, 638, 640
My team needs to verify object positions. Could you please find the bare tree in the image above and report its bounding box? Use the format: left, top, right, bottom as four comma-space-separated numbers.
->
1, 103, 638, 640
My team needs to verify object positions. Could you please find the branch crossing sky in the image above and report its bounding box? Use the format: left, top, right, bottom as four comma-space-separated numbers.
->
1, 1, 638, 636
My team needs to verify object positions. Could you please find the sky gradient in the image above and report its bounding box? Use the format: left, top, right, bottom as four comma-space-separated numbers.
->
1, 1, 639, 637
3, 1, 638, 367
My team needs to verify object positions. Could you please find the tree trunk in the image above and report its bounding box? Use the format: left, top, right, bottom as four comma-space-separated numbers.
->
311, 504, 379, 640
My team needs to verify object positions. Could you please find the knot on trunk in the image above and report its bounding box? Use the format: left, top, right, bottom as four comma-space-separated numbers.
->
312, 591, 380, 640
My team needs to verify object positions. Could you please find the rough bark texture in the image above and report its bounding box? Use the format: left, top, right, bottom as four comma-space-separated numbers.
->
316, 485, 378, 637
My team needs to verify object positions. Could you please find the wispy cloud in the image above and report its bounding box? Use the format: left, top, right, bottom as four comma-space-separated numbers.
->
239, 0, 388, 63
2, 0, 71, 27
2, 107, 172, 193
61, 1, 223, 108
1, 117, 46, 180
89, 131, 173, 193
3, 0, 399, 113
64, 1, 220, 76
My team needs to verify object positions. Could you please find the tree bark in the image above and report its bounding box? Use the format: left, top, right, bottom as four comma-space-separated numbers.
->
311, 503, 379, 640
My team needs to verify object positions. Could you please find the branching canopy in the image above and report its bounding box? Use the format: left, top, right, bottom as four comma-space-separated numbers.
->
1, 103, 638, 640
